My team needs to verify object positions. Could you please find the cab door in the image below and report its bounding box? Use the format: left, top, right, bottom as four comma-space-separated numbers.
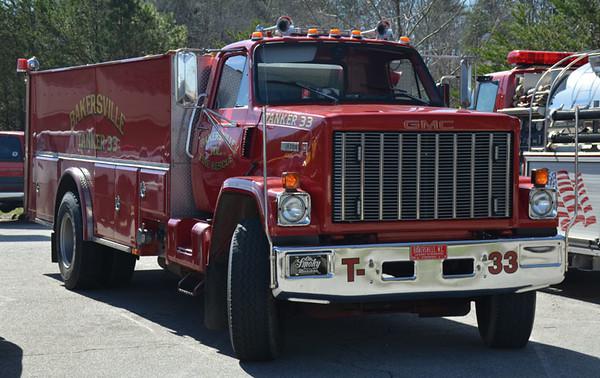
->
191, 53, 253, 211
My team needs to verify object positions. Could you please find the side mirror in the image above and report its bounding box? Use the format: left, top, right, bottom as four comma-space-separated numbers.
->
437, 83, 450, 107
175, 51, 199, 106
460, 58, 472, 108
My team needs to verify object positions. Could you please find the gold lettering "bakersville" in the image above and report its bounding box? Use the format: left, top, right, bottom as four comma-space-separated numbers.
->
69, 94, 126, 135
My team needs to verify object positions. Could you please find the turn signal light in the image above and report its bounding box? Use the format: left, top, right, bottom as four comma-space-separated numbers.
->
531, 168, 549, 187
251, 31, 264, 41
282, 172, 300, 191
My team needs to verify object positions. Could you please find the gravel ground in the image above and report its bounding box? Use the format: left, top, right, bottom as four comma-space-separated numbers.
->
1, 220, 599, 377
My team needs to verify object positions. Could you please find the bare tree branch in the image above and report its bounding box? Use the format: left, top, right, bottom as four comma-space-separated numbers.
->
415, 1, 465, 48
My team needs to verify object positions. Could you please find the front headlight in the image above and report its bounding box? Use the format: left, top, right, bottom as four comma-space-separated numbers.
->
529, 189, 557, 219
278, 192, 311, 226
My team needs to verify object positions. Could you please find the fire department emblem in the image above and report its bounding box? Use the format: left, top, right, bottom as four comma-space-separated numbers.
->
550, 170, 597, 231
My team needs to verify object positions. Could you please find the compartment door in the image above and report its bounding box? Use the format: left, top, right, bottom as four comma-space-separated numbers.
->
114, 166, 139, 245
94, 163, 115, 239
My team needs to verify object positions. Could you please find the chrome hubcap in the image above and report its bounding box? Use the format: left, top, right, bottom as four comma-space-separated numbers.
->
59, 214, 75, 269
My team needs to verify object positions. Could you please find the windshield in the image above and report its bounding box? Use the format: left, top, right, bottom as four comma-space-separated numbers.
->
254, 42, 441, 106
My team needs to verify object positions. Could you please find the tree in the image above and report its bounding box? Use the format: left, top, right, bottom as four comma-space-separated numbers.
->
469, 0, 598, 74
0, 0, 186, 131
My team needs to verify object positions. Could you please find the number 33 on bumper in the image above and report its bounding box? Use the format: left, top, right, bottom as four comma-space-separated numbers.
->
488, 251, 518, 275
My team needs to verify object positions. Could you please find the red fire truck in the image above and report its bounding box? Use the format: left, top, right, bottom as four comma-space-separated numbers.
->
19, 18, 565, 360
474, 50, 600, 271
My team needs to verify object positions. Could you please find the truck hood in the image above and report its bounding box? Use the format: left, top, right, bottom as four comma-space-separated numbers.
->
264, 104, 519, 133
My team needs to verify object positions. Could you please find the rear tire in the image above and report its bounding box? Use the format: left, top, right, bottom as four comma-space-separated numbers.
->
56, 192, 102, 289
476, 291, 536, 348
227, 219, 281, 361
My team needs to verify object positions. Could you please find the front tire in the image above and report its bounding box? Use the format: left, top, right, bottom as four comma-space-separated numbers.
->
227, 219, 281, 361
56, 192, 102, 289
476, 291, 536, 348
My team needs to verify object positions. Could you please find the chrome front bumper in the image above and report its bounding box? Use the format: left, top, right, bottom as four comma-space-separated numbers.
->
272, 236, 565, 303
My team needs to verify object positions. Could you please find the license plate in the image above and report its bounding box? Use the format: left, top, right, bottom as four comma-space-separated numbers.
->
288, 253, 330, 277
410, 244, 448, 261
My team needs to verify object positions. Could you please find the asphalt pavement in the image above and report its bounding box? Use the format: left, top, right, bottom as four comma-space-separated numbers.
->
1, 220, 599, 377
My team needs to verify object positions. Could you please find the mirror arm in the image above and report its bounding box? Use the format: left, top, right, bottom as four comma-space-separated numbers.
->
203, 108, 237, 154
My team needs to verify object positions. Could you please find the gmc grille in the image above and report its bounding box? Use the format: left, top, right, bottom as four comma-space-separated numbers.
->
332, 131, 513, 222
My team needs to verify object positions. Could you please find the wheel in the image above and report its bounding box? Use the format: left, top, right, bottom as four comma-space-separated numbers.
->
101, 247, 136, 287
227, 219, 281, 361
55, 192, 102, 289
476, 291, 536, 348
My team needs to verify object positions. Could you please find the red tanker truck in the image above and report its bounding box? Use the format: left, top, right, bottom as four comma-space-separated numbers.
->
19, 18, 565, 360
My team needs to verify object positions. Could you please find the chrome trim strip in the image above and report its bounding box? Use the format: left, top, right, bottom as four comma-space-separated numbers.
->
470, 134, 475, 218
35, 152, 170, 171
287, 298, 331, 304
453, 134, 457, 219
341, 133, 346, 221
488, 133, 493, 217
92, 236, 131, 253
505, 134, 511, 217
34, 217, 53, 228
398, 134, 402, 220
416, 134, 421, 220
273, 235, 565, 253
434, 134, 439, 219
443, 273, 476, 279
379, 134, 384, 220
520, 263, 562, 269
360, 134, 365, 220
382, 275, 417, 282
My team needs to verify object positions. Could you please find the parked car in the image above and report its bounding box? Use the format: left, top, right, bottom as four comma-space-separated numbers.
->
0, 131, 24, 213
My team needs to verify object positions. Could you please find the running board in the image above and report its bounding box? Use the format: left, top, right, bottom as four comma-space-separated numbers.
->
177, 272, 204, 297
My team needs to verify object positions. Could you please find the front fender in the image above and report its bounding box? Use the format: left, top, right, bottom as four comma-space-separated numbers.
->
217, 176, 319, 237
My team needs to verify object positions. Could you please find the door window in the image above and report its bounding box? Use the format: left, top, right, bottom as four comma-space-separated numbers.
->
215, 55, 249, 109
0, 136, 22, 161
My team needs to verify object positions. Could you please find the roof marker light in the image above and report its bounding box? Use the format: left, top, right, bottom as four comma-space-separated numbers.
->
329, 28, 342, 38
399, 36, 410, 44
307, 28, 319, 37
251, 31, 264, 41
16, 58, 28, 73
351, 30, 362, 39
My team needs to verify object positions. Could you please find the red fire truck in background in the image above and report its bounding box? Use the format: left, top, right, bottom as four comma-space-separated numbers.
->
474, 50, 600, 271
19, 18, 565, 360
0, 131, 24, 213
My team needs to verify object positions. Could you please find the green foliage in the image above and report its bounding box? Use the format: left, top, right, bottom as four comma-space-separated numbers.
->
470, 1, 599, 74
0, 0, 187, 131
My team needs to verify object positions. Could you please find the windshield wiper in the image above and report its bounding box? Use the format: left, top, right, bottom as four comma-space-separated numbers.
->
392, 89, 429, 105
266, 80, 339, 104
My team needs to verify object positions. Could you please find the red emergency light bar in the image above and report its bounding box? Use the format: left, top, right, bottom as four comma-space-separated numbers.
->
507, 50, 587, 67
